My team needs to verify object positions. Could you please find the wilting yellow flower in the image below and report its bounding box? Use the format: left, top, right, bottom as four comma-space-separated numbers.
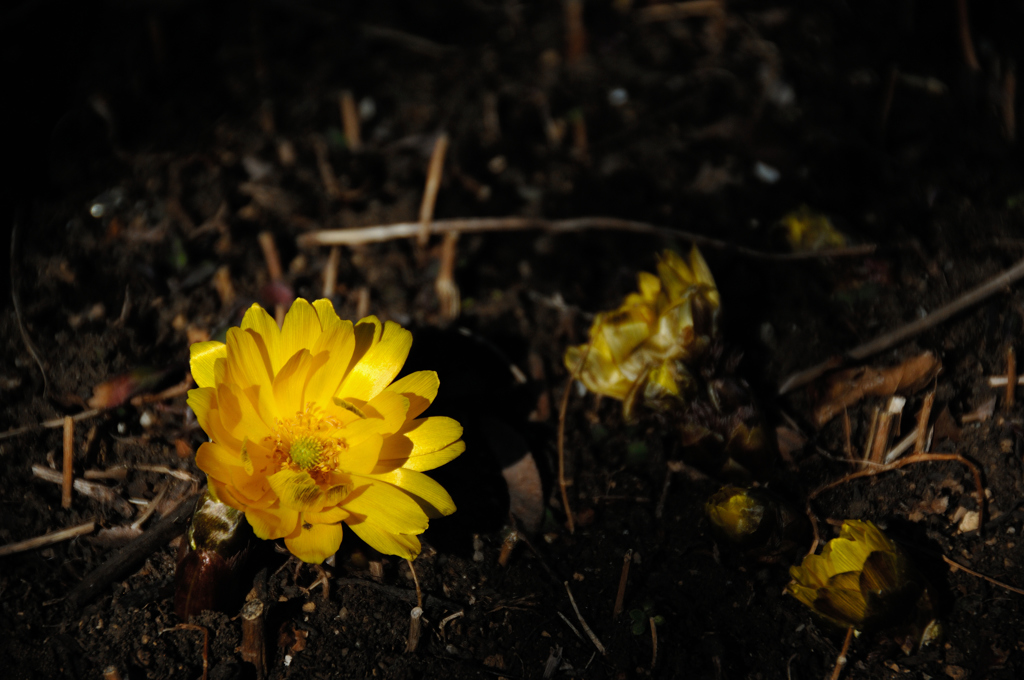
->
187, 299, 464, 564
705, 486, 766, 543
787, 520, 928, 631
564, 248, 720, 418
779, 205, 846, 252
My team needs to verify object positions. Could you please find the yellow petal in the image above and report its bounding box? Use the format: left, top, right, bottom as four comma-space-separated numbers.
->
404, 416, 464, 454
636, 271, 661, 302
349, 316, 383, 366
246, 506, 300, 540
313, 298, 344, 334
363, 391, 411, 436
215, 382, 273, 448
272, 349, 313, 415
209, 477, 248, 512
267, 469, 327, 511
240, 303, 282, 373
187, 387, 214, 430
190, 341, 226, 389
346, 518, 421, 560
229, 465, 275, 507
337, 321, 412, 402
386, 370, 439, 419
598, 310, 652, 365
196, 441, 241, 484
225, 327, 273, 389
341, 481, 429, 534
306, 324, 356, 404
304, 506, 350, 524
285, 520, 344, 564
280, 298, 322, 369
377, 417, 464, 470
341, 432, 383, 475
374, 439, 464, 473
363, 468, 456, 517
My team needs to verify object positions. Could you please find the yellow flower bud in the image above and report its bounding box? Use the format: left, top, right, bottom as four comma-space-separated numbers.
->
786, 520, 933, 633
705, 486, 766, 543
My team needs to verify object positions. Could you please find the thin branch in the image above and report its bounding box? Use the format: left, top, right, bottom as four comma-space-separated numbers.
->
559, 342, 592, 534
805, 452, 985, 555
65, 490, 201, 608
780, 255, 1024, 394
298, 216, 877, 261
830, 627, 854, 680
0, 521, 95, 557
942, 555, 1024, 596
11, 211, 51, 398
564, 581, 606, 655
417, 133, 449, 247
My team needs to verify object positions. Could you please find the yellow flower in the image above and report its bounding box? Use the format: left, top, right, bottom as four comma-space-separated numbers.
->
779, 205, 846, 252
786, 520, 926, 630
564, 247, 720, 418
186, 299, 464, 564
705, 486, 766, 543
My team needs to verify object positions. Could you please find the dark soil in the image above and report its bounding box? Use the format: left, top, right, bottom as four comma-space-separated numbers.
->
3, 1, 1024, 678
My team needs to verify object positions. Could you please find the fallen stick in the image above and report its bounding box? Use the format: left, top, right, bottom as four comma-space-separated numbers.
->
804, 452, 985, 554
0, 520, 96, 557
564, 581, 606, 655
65, 490, 201, 609
32, 464, 134, 517
298, 216, 877, 261
417, 133, 449, 247
0, 408, 102, 442
779, 255, 1024, 395
62, 416, 74, 509
942, 555, 1024, 596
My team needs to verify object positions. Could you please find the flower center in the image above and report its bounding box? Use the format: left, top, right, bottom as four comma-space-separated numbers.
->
289, 435, 324, 470
267, 403, 349, 477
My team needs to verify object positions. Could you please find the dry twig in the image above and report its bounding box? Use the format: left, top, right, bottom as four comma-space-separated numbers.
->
435, 231, 460, 320
779, 255, 1024, 394
1006, 346, 1016, 410
0, 520, 95, 558
10, 213, 51, 399
299, 216, 876, 261
942, 554, 1024, 596
405, 558, 424, 652
66, 490, 201, 608
564, 581, 606, 655
831, 626, 854, 680
62, 416, 74, 509
239, 600, 267, 680
636, 0, 723, 23
612, 549, 632, 618
417, 133, 449, 247
339, 90, 361, 151
805, 452, 985, 554
649, 616, 659, 671
322, 246, 341, 298
955, 0, 981, 72
32, 465, 134, 516
558, 344, 591, 533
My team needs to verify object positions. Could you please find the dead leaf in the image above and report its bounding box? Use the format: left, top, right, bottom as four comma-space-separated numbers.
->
932, 405, 962, 443
811, 352, 941, 427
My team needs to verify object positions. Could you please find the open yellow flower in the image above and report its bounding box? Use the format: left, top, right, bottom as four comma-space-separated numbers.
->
564, 248, 720, 417
187, 299, 464, 563
787, 520, 928, 631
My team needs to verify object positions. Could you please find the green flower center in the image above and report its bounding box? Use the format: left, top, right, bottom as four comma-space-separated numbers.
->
289, 435, 324, 470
